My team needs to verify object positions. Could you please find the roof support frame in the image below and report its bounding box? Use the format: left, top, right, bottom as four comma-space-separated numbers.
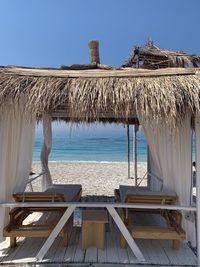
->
195, 116, 200, 267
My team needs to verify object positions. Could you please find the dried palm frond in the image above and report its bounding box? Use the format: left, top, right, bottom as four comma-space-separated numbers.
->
0, 66, 200, 126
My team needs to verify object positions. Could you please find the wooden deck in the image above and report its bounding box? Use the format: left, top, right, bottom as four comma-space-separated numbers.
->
0, 210, 197, 266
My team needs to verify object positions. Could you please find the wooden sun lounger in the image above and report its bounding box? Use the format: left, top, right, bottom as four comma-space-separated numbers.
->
4, 184, 82, 248
115, 188, 186, 250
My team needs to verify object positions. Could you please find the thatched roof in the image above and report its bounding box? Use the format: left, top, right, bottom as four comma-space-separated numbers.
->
123, 41, 200, 69
0, 65, 200, 125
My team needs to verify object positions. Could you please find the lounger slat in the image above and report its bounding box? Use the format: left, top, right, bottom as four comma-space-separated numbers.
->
130, 226, 186, 240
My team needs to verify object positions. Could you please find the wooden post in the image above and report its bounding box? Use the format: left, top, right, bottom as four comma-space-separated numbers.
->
134, 124, 138, 185
88, 40, 100, 65
127, 124, 130, 179
147, 145, 151, 189
195, 116, 200, 267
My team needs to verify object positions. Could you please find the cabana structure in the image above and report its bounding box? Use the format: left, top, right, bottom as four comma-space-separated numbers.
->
0, 41, 200, 266
123, 40, 200, 69
124, 40, 200, 184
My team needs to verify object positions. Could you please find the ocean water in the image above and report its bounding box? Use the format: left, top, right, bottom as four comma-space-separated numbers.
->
33, 122, 147, 162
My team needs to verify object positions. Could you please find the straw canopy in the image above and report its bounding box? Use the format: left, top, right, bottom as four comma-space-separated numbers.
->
124, 41, 200, 69
0, 66, 200, 125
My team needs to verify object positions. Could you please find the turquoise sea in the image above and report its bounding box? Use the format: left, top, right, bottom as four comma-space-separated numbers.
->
33, 122, 148, 162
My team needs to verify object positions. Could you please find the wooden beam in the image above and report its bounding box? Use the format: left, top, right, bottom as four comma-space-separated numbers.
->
1, 66, 199, 79
0, 201, 196, 211
50, 111, 138, 119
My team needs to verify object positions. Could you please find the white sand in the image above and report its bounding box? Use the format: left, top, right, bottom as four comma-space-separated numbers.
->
31, 161, 147, 196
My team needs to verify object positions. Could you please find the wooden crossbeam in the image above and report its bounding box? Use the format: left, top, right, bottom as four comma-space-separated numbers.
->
0, 66, 199, 78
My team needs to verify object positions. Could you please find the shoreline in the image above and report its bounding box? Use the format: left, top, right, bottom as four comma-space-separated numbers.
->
31, 161, 147, 196
33, 160, 147, 164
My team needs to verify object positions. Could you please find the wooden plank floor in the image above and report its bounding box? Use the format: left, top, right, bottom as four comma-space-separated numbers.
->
0, 212, 197, 266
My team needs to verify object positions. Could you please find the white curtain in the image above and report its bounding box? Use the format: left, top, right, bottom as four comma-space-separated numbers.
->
0, 102, 35, 242
41, 114, 52, 190
139, 114, 196, 245
147, 150, 162, 190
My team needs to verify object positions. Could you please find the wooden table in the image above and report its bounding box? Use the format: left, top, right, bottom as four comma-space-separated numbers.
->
82, 209, 108, 249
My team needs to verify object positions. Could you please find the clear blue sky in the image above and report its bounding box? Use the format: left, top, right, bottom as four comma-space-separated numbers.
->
0, 0, 200, 67
1, 0, 200, 138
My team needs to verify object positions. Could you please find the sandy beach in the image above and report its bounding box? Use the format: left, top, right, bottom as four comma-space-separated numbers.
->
31, 161, 147, 196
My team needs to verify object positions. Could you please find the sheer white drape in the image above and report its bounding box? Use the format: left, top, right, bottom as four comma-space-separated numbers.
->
139, 114, 195, 245
0, 103, 35, 242
147, 150, 162, 190
141, 126, 163, 191
41, 114, 52, 190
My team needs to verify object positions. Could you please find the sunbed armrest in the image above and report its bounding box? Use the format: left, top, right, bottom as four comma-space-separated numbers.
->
167, 210, 183, 233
